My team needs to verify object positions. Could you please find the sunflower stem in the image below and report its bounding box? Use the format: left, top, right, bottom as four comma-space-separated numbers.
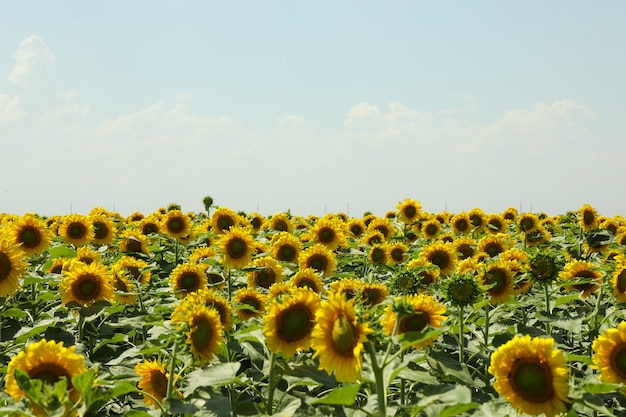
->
483, 302, 491, 387
365, 341, 387, 417
77, 312, 85, 344
266, 351, 277, 415
166, 341, 178, 402
458, 306, 465, 364
544, 282, 552, 336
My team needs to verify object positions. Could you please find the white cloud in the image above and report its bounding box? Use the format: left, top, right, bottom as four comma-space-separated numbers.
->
9, 35, 55, 89
0, 93, 22, 123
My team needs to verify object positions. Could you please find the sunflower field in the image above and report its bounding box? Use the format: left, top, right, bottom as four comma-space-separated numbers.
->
1, 199, 626, 417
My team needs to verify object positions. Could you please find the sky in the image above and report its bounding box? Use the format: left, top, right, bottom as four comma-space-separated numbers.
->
1, 2, 625, 219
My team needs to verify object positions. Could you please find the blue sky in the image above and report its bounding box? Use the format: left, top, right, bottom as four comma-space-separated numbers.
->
1, 2, 625, 218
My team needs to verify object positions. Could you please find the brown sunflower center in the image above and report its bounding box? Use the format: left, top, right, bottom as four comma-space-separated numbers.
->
274, 220, 289, 232
616, 270, 626, 294
126, 266, 142, 281
470, 215, 483, 227
19, 227, 41, 248
278, 305, 312, 342
374, 226, 389, 238
207, 273, 224, 286
429, 250, 450, 270
0, 252, 11, 281
390, 248, 404, 262
255, 268, 276, 289
179, 273, 199, 292
418, 271, 435, 287
29, 363, 70, 385
583, 211, 596, 226
424, 224, 439, 237
455, 219, 469, 232
125, 238, 143, 253
400, 311, 430, 333
307, 254, 328, 273
217, 215, 234, 231
609, 343, 626, 380
68, 222, 87, 239
572, 270, 598, 291
150, 370, 168, 399
167, 218, 185, 233
142, 223, 158, 235
331, 315, 357, 356
485, 268, 509, 295
296, 278, 318, 291
510, 359, 554, 403
350, 224, 364, 236
75, 275, 99, 299
191, 317, 213, 351
226, 237, 247, 258
318, 227, 335, 244
93, 222, 109, 240
457, 244, 474, 259
520, 218, 535, 231
370, 247, 386, 264
485, 243, 503, 258
115, 277, 130, 292
403, 206, 417, 220
278, 245, 296, 262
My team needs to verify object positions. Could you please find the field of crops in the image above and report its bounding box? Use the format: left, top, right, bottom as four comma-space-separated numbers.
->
1, 199, 626, 417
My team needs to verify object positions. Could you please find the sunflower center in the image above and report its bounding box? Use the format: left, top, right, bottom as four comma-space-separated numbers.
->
227, 238, 247, 259
520, 218, 535, 231
93, 222, 109, 240
583, 211, 595, 226
278, 245, 296, 261
375, 226, 389, 238
76, 276, 99, 299
510, 360, 553, 403
418, 271, 435, 287
609, 344, 626, 379
180, 273, 199, 292
217, 215, 234, 231
331, 315, 357, 356
455, 219, 469, 232
429, 251, 450, 270
126, 266, 141, 281
19, 228, 41, 248
296, 278, 317, 291
125, 239, 143, 253
390, 248, 404, 262
425, 224, 438, 236
370, 248, 385, 264
255, 268, 276, 289
279, 306, 312, 342
616, 270, 626, 294
29, 364, 70, 385
274, 220, 288, 232
485, 243, 503, 258
207, 273, 224, 286
457, 244, 474, 259
470, 215, 483, 227
115, 277, 130, 292
401, 311, 430, 333
486, 268, 508, 295
0, 252, 11, 281
573, 270, 597, 291
168, 218, 184, 233
143, 223, 158, 235
403, 206, 417, 220
318, 228, 335, 244
68, 222, 86, 239
191, 317, 213, 351
307, 254, 328, 273
150, 370, 169, 399
350, 224, 364, 236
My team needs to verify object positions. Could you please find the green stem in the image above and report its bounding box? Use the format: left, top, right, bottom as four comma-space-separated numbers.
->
77, 312, 85, 344
458, 306, 465, 364
483, 302, 490, 387
365, 341, 387, 417
166, 342, 178, 401
544, 282, 552, 336
594, 287, 604, 335
267, 351, 277, 415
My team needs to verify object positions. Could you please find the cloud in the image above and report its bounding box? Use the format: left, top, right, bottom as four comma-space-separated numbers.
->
9, 35, 55, 89
0, 93, 22, 123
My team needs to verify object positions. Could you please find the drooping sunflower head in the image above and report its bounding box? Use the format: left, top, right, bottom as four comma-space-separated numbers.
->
263, 287, 321, 357
579, 203, 600, 232
298, 244, 337, 277
270, 232, 302, 263
290, 267, 325, 294
233, 287, 267, 320
58, 214, 95, 247
111, 268, 138, 305
218, 225, 255, 270
406, 257, 441, 292
247, 256, 284, 289
443, 273, 482, 307
8, 214, 53, 256
558, 259, 603, 299
0, 237, 29, 298
396, 198, 422, 224
5, 339, 88, 405
90, 214, 118, 246
310, 292, 372, 383
418, 242, 458, 276
382, 294, 447, 349
189, 246, 218, 264
488, 335, 569, 417
60, 261, 114, 308
592, 321, 626, 384
134, 359, 172, 408
480, 260, 516, 305
169, 262, 208, 296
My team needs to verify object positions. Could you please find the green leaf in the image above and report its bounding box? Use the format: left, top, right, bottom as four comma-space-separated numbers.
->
48, 246, 77, 259
181, 362, 241, 395
582, 381, 623, 394
15, 319, 56, 344
2, 307, 28, 319
71, 370, 96, 398
439, 402, 480, 417
311, 384, 361, 406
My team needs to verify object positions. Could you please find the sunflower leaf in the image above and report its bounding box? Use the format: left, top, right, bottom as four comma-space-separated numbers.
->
71, 369, 96, 398
311, 383, 361, 405
181, 362, 242, 395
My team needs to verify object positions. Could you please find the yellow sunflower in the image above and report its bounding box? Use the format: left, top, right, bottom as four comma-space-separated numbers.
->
218, 225, 255, 269
189, 246, 218, 263
502, 207, 518, 222
396, 198, 422, 224
233, 287, 267, 320
118, 229, 150, 254
307, 216, 347, 251
183, 305, 224, 362
360, 282, 390, 307
111, 267, 138, 305
453, 236, 476, 260
579, 203, 599, 232
0, 237, 29, 298
524, 226, 552, 246
263, 212, 294, 233
58, 214, 95, 247
387, 242, 408, 264
298, 244, 337, 277
263, 288, 321, 357
247, 212, 265, 231
76, 245, 101, 265
421, 218, 442, 240
135, 359, 172, 408
361, 231, 385, 247
60, 261, 114, 307
169, 262, 208, 296
5, 339, 88, 406
468, 208, 486, 232
611, 263, 626, 303
111, 255, 151, 285
310, 292, 372, 383
592, 321, 626, 384
450, 212, 472, 235
270, 232, 303, 263
329, 277, 363, 301
406, 257, 440, 291
8, 214, 53, 256
162, 209, 191, 239
518, 212, 539, 233
489, 335, 569, 417
418, 241, 458, 276
90, 214, 117, 245
210, 207, 239, 234
382, 294, 446, 349
477, 233, 511, 258
480, 260, 516, 305
137, 214, 162, 236
347, 218, 366, 237
172, 287, 234, 331
367, 217, 396, 240
290, 267, 325, 294
247, 256, 284, 289
368, 243, 389, 265
558, 259, 602, 299
485, 213, 507, 234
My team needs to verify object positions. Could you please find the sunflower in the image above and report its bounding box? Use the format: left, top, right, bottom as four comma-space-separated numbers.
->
60, 261, 114, 307
189, 246, 218, 263
489, 335, 569, 417
367, 217, 396, 240
477, 233, 510, 258
382, 294, 446, 349
502, 207, 518, 222
592, 321, 626, 384
263, 288, 321, 357
169, 263, 208, 296
162, 209, 191, 239
360, 282, 390, 307
468, 208, 486, 232
90, 214, 117, 246
270, 232, 303, 263
453, 236, 476, 260
46, 257, 67, 275
264, 212, 294, 233
247, 212, 265, 231
484, 213, 507, 234
612, 264, 626, 303
307, 216, 347, 251
443, 273, 482, 307
218, 226, 255, 269
480, 260, 516, 305
233, 287, 267, 320
421, 218, 442, 240
127, 211, 145, 223
601, 217, 621, 236
368, 243, 389, 265
268, 281, 296, 299
112, 255, 151, 285
210, 207, 239, 234
558, 259, 602, 299
172, 287, 234, 331
183, 305, 224, 362
135, 359, 172, 408
361, 231, 385, 247
5, 339, 88, 407
310, 292, 372, 383
58, 214, 95, 246
524, 226, 552, 246
329, 277, 363, 301
396, 198, 422, 224
347, 218, 366, 237
8, 214, 53, 256
247, 256, 284, 289
0, 237, 28, 298
298, 244, 337, 277
418, 241, 457, 276
76, 245, 101, 265
406, 257, 440, 291
118, 229, 150, 254
518, 212, 539, 233
387, 242, 408, 264
450, 212, 472, 235
579, 203, 599, 232
290, 267, 325, 294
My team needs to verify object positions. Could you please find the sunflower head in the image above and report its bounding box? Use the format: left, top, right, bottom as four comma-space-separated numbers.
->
450, 212, 471, 235
389, 269, 421, 295
90, 214, 117, 245
308, 216, 347, 251
443, 273, 482, 307
58, 214, 95, 247
183, 305, 224, 362
480, 260, 515, 305
247, 256, 284, 289
383, 294, 447, 349
396, 198, 422, 223
60, 261, 114, 308
233, 287, 267, 320
135, 359, 172, 408
9, 214, 53, 256
218, 226, 255, 270
592, 321, 626, 384
558, 259, 603, 299
419, 242, 457, 276
0, 237, 29, 298
298, 244, 337, 277
169, 263, 208, 296
270, 232, 302, 263
579, 203, 600, 232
